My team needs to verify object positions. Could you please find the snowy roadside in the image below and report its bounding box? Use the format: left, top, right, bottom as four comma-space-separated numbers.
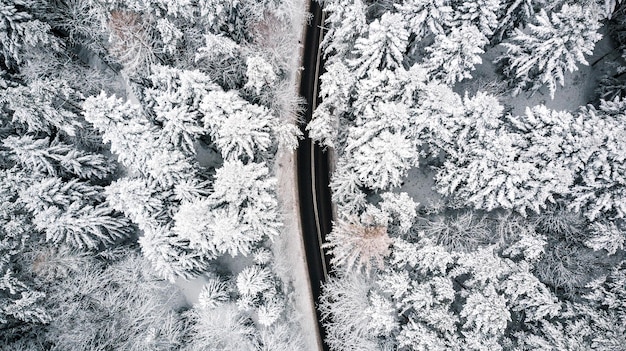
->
271, 1, 324, 350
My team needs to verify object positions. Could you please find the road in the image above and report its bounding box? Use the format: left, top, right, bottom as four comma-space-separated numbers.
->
296, 1, 332, 351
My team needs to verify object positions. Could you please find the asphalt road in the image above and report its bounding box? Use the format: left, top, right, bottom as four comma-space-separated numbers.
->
296, 1, 333, 351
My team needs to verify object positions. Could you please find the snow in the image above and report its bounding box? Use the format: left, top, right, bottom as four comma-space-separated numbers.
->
174, 275, 209, 306
397, 166, 442, 208
454, 26, 617, 116
274, 148, 323, 351
269, 0, 324, 349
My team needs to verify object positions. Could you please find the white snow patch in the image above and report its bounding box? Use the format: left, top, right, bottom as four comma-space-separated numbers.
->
269, 0, 323, 349
274, 148, 324, 351
455, 26, 617, 115
174, 275, 209, 306
397, 166, 441, 208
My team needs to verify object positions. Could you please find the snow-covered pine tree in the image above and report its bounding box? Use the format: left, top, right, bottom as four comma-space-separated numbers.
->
424, 23, 488, 85
83, 92, 198, 188
0, 0, 61, 68
198, 277, 230, 310
584, 221, 625, 255
31, 203, 132, 250
139, 224, 210, 281
0, 79, 82, 136
143, 65, 216, 156
329, 160, 367, 215
173, 200, 262, 257
494, 0, 541, 41
2, 135, 115, 180
82, 92, 154, 169
568, 99, 626, 220
434, 126, 572, 215
19, 177, 104, 213
454, 0, 503, 37
348, 12, 409, 78
434, 102, 580, 215
209, 160, 281, 239
379, 192, 419, 235
200, 90, 276, 161
321, 0, 367, 60
105, 177, 170, 232
0, 194, 49, 325
498, 4, 603, 98
308, 61, 355, 149
4, 171, 132, 251
324, 216, 392, 272
244, 55, 277, 95
348, 129, 419, 190
395, 0, 454, 40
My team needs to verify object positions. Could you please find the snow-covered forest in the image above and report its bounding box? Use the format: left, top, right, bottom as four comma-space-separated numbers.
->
3, 0, 626, 350
0, 0, 309, 349
308, 0, 626, 349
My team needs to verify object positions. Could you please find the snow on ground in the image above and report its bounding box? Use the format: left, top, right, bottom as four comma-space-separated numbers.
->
455, 26, 617, 116
270, 0, 324, 349
273, 148, 323, 351
397, 166, 442, 209
174, 275, 209, 306
396, 28, 619, 209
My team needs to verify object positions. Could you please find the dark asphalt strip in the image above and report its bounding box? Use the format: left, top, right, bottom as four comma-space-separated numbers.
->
296, 1, 333, 350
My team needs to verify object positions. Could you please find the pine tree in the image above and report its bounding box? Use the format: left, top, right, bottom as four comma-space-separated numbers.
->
395, 0, 454, 39
498, 4, 603, 98
0, 200, 49, 325
2, 135, 115, 180
82, 92, 155, 172
584, 221, 625, 255
200, 90, 276, 161
455, 0, 503, 36
173, 200, 261, 257
494, 0, 541, 41
348, 12, 409, 78
324, 216, 392, 272
19, 177, 104, 213
568, 99, 626, 220
139, 224, 210, 281
198, 278, 230, 309
321, 0, 367, 59
105, 177, 170, 231
31, 203, 132, 250
0, 0, 61, 68
329, 160, 367, 215
308, 61, 355, 149
0, 79, 82, 136
244, 55, 277, 95
209, 160, 280, 238
379, 192, 418, 234
425, 23, 488, 85
144, 65, 216, 156
461, 285, 511, 336
435, 104, 579, 215
348, 129, 419, 190
83, 92, 198, 187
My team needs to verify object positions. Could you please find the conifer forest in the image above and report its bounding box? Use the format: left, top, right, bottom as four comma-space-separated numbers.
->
1, 0, 626, 350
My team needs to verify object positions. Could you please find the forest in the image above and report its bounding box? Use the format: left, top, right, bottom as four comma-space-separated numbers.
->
308, 0, 626, 350
0, 0, 309, 349
2, 0, 626, 350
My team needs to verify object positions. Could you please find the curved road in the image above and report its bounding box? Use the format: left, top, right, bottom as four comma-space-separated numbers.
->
296, 1, 332, 351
